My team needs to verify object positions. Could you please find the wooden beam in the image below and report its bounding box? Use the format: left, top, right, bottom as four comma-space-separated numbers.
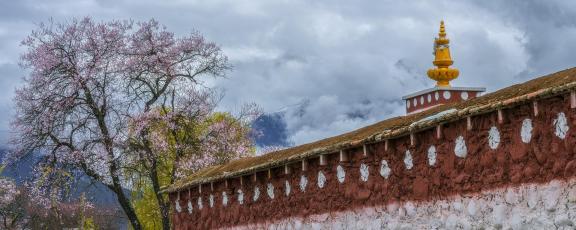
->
267, 169, 272, 179
497, 109, 504, 124
240, 176, 244, 186
252, 173, 257, 182
339, 150, 349, 162
319, 154, 328, 166
225, 179, 229, 189
533, 101, 539, 117
363, 144, 368, 157
284, 164, 291, 175
301, 159, 308, 171
467, 116, 472, 131
385, 140, 389, 152
436, 124, 442, 139
571, 91, 576, 109
210, 182, 214, 192
199, 184, 202, 194
410, 133, 415, 146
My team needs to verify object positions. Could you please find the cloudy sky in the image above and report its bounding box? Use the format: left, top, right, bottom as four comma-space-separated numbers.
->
1, 0, 576, 147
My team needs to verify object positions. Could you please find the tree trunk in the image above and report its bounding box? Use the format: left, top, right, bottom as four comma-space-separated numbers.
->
150, 161, 171, 230
113, 183, 142, 230
83, 85, 143, 230
108, 153, 141, 230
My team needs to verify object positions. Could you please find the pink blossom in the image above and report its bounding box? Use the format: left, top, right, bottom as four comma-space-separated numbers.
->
10, 17, 232, 229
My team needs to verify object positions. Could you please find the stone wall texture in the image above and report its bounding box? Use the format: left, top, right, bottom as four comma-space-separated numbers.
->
171, 93, 576, 229
228, 179, 576, 229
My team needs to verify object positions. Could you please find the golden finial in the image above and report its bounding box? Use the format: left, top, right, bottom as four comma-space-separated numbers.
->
427, 20, 459, 87
439, 20, 446, 37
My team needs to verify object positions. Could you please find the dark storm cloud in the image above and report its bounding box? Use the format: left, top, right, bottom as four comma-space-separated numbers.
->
1, 0, 576, 147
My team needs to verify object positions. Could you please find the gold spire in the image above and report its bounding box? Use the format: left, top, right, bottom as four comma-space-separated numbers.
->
427, 20, 459, 87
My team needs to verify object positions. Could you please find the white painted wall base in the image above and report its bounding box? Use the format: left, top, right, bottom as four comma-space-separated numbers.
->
226, 179, 576, 230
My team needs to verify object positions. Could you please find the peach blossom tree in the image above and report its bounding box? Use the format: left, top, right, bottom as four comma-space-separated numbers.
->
11, 17, 233, 229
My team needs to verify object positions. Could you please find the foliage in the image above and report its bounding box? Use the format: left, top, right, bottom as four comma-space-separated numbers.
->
83, 218, 96, 230
133, 184, 165, 229
129, 107, 257, 229
175, 111, 257, 178
0, 167, 24, 229
0, 167, 108, 229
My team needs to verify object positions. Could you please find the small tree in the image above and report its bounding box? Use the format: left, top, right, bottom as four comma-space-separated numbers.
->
0, 169, 25, 230
11, 17, 230, 229
127, 89, 258, 229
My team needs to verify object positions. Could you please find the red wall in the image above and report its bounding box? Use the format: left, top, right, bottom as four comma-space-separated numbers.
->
171, 93, 576, 229
405, 90, 480, 114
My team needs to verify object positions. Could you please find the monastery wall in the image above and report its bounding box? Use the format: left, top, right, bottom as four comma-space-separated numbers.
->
171, 93, 576, 229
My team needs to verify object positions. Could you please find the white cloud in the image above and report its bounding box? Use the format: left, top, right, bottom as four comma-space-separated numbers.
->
309, 12, 374, 46
224, 47, 282, 63
1, 0, 576, 146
